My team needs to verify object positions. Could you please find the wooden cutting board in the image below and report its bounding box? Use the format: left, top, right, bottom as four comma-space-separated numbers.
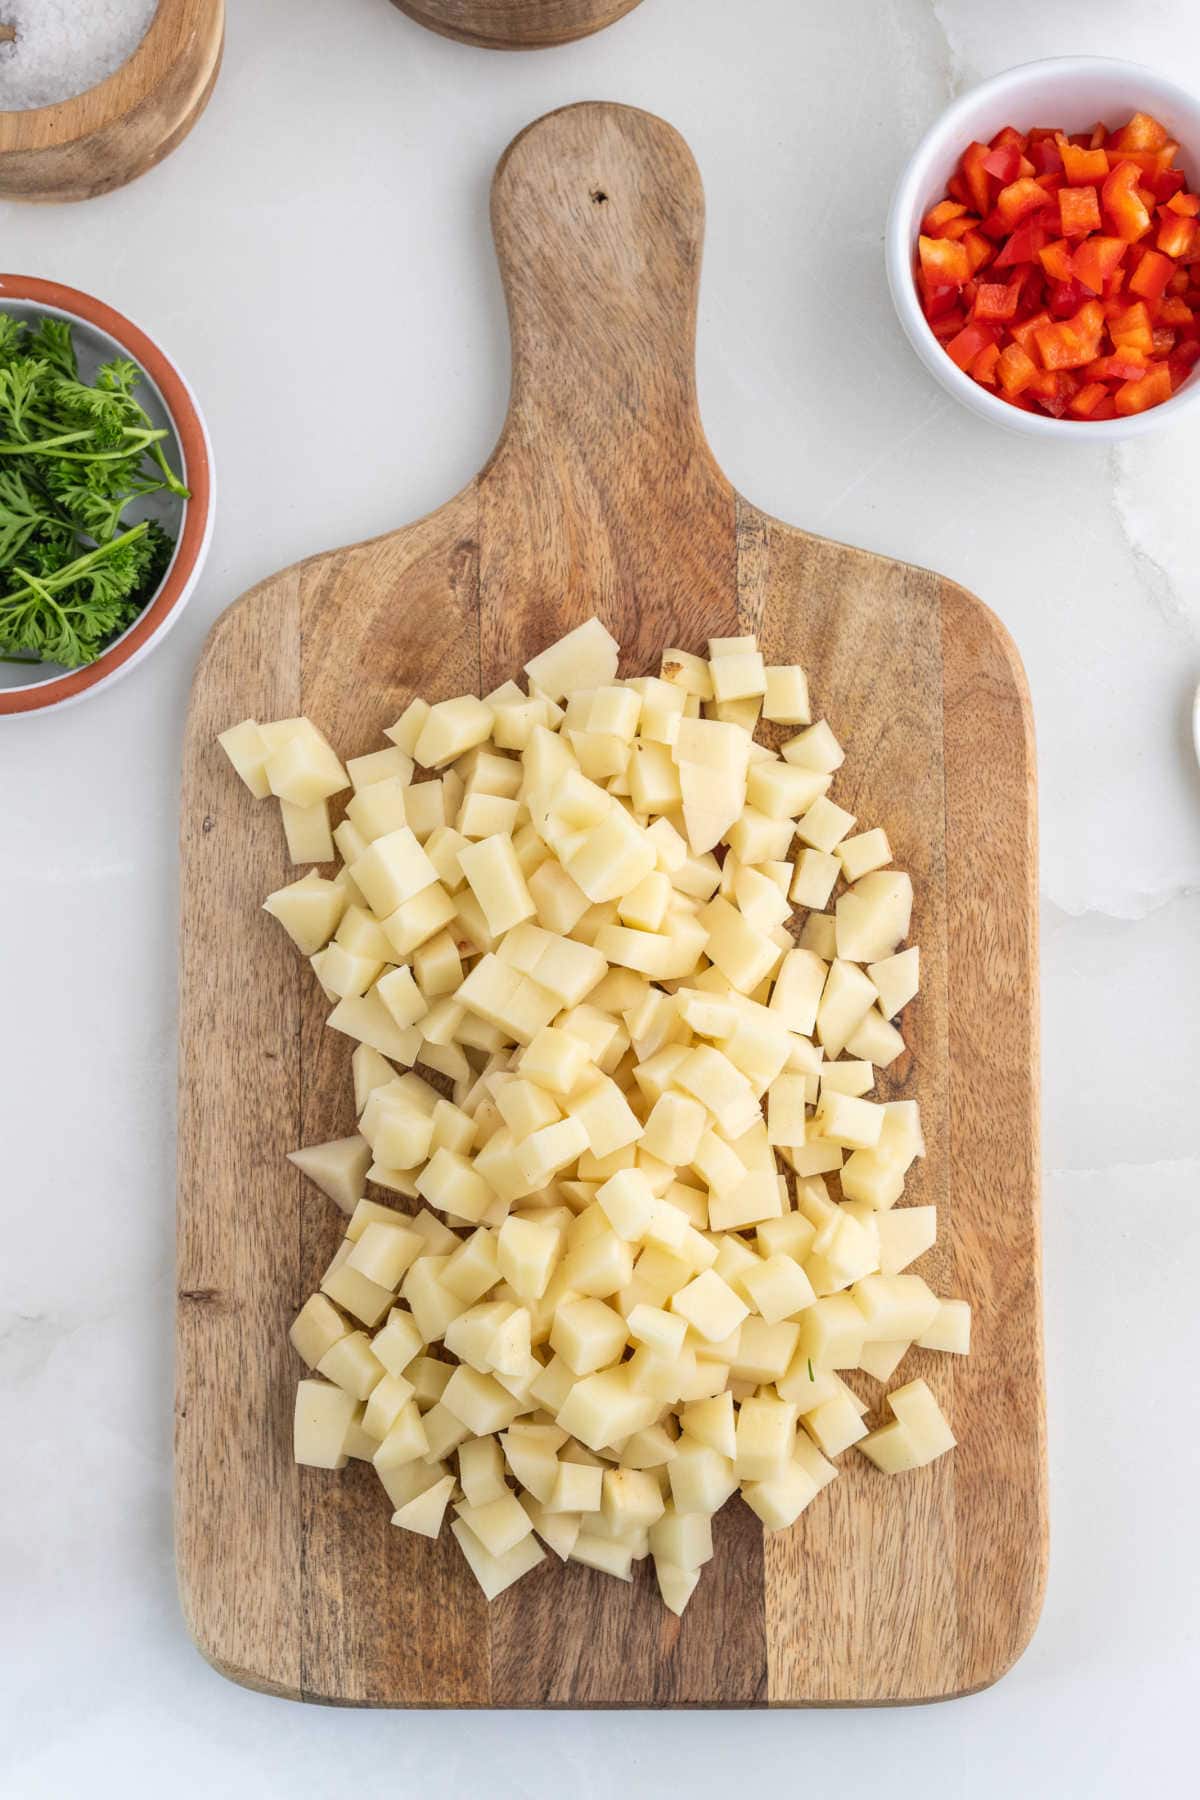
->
176, 102, 1045, 1708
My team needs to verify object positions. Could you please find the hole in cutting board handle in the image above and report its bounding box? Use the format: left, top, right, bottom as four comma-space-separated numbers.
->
590, 187, 609, 205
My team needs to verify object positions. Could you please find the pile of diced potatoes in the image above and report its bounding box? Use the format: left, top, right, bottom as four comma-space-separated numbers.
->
219, 617, 969, 1616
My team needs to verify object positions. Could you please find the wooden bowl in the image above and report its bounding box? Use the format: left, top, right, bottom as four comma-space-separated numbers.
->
388, 0, 644, 51
0, 0, 225, 203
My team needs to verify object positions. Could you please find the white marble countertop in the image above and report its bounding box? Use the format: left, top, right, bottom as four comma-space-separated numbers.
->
3, 0, 1197, 1791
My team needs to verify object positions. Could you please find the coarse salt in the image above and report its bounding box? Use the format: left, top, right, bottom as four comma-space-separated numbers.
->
0, 1, 159, 112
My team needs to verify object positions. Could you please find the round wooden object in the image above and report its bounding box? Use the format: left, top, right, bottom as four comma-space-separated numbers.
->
0, 0, 225, 204
389, 0, 644, 51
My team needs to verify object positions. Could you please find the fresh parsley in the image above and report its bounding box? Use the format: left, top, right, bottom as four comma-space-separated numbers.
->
0, 312, 188, 667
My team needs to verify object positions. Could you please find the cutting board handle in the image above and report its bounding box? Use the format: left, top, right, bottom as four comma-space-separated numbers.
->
489, 103, 717, 475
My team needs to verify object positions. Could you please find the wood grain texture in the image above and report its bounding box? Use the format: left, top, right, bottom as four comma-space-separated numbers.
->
388, 0, 644, 51
176, 102, 1045, 1707
0, 0, 224, 203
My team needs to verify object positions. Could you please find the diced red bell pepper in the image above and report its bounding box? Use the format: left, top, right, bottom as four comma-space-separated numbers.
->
1166, 190, 1200, 217
1129, 249, 1174, 301
1168, 339, 1200, 386
1089, 124, 1109, 149
1102, 161, 1153, 240
997, 177, 1052, 229
1108, 299, 1155, 354
1010, 309, 1051, 350
994, 212, 1054, 267
972, 281, 1022, 321
990, 125, 1028, 154
923, 198, 970, 235
1152, 326, 1177, 355
983, 145, 1021, 184
1115, 362, 1173, 413
1068, 380, 1109, 417
972, 342, 1001, 384
1072, 235, 1126, 292
961, 228, 995, 274
960, 142, 992, 216
1059, 185, 1102, 236
1158, 295, 1195, 326
1058, 136, 1109, 184
945, 319, 1001, 370
996, 341, 1039, 395
1147, 168, 1187, 204
1111, 111, 1169, 152
1029, 138, 1064, 176
1035, 317, 1099, 372
1046, 277, 1087, 319
920, 274, 962, 319
931, 308, 968, 342
1157, 212, 1198, 260
1086, 350, 1149, 382
919, 234, 970, 284
1088, 395, 1119, 419
1037, 238, 1075, 281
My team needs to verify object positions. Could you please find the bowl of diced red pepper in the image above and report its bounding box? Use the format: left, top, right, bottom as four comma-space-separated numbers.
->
886, 57, 1200, 434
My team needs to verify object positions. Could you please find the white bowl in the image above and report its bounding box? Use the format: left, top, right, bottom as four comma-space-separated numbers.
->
886, 57, 1200, 440
0, 276, 215, 717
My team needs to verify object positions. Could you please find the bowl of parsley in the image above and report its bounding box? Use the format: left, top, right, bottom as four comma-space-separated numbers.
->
0, 274, 213, 717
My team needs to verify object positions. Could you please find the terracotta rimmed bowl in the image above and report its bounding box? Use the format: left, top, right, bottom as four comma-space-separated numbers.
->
0, 275, 214, 717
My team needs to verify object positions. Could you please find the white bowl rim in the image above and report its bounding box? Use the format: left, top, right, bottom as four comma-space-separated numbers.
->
886, 55, 1200, 441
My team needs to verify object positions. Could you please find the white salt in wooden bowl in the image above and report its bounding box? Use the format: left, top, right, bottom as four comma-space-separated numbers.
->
0, 0, 224, 203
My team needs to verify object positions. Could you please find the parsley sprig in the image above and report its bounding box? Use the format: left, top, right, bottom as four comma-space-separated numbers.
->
0, 313, 188, 667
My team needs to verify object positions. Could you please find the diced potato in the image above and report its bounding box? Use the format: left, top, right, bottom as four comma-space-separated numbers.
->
289, 1294, 351, 1370
670, 1270, 748, 1343
287, 1134, 371, 1215
836, 871, 913, 963
264, 720, 348, 808
867, 946, 920, 1019
917, 1298, 971, 1355
525, 618, 620, 701
264, 871, 346, 952
294, 1379, 358, 1468
452, 1518, 545, 1600
392, 1473, 455, 1537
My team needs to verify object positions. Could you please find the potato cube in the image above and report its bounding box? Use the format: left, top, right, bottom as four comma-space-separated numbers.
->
548, 1459, 604, 1514
741, 1253, 816, 1324
442, 1228, 502, 1304
320, 1242, 395, 1329
371, 1309, 425, 1378
814, 1090, 885, 1150
742, 1458, 820, 1531
728, 1317, 799, 1385
674, 1044, 760, 1139
264, 720, 348, 807
287, 1134, 371, 1215
383, 698, 430, 757
497, 1215, 563, 1301
648, 1505, 714, 1571
917, 1298, 971, 1355
517, 1027, 589, 1098
804, 1388, 869, 1456
293, 1379, 358, 1469
781, 719, 844, 773
556, 1367, 657, 1452
523, 617, 619, 701
761, 664, 811, 725
563, 1077, 642, 1159
852, 1274, 939, 1342
769, 948, 827, 1037
836, 870, 913, 963
347, 1221, 423, 1290
667, 1440, 738, 1514
289, 1293, 351, 1370
316, 1327, 385, 1401
670, 1270, 748, 1343
877, 1206, 937, 1275
459, 835, 536, 937
218, 718, 272, 797
746, 760, 829, 820
796, 795, 856, 853
596, 1167, 657, 1241
837, 828, 892, 884
391, 1472, 455, 1537
441, 1365, 523, 1435
351, 827, 437, 917
789, 848, 840, 911
264, 871, 345, 954
346, 776, 411, 844
885, 1377, 956, 1464
709, 649, 765, 702
374, 966, 428, 1033
416, 1148, 496, 1225
816, 959, 877, 1058
412, 695, 493, 770
867, 945, 919, 1019
452, 1518, 545, 1600
796, 1294, 868, 1369
455, 1492, 533, 1558
566, 809, 656, 905
734, 1394, 798, 1481
361, 1371, 417, 1440
550, 1298, 628, 1376
679, 1390, 736, 1460
847, 1010, 906, 1069
765, 1073, 807, 1149
380, 882, 457, 958
638, 1091, 706, 1168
